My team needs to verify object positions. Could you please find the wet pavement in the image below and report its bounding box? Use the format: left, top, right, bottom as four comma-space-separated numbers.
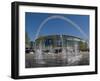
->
25, 52, 89, 68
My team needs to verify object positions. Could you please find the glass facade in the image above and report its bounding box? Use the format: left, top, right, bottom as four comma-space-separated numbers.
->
56, 39, 62, 47
45, 39, 53, 46
35, 35, 84, 50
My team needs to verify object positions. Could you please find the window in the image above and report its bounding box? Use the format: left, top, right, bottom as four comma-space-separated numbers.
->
45, 39, 53, 46
57, 40, 62, 47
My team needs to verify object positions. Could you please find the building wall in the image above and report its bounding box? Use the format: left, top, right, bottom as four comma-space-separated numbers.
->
35, 35, 85, 52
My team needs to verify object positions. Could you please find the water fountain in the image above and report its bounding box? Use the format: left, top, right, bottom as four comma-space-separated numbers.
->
67, 41, 81, 65
74, 42, 82, 64
60, 35, 67, 64
74, 42, 79, 55
34, 41, 45, 65
67, 46, 74, 65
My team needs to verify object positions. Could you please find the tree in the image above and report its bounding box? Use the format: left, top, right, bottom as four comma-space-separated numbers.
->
30, 41, 34, 49
79, 41, 88, 51
25, 32, 30, 48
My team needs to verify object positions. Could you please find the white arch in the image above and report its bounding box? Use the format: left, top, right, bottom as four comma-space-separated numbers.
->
34, 15, 88, 41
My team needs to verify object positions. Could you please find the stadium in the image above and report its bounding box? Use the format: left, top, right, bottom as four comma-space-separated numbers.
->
34, 34, 88, 53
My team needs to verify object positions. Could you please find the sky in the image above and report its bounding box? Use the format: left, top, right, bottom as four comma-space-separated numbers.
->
25, 12, 89, 41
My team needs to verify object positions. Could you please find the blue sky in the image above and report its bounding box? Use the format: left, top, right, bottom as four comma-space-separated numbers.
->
25, 12, 89, 41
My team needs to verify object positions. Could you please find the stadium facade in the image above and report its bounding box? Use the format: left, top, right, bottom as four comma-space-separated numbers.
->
34, 35, 88, 53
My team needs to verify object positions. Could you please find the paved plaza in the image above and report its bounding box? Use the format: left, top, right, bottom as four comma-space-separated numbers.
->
25, 51, 89, 68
